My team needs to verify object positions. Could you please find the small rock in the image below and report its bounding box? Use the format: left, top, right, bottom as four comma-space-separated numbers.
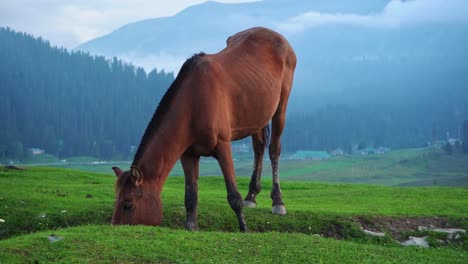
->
418, 226, 465, 240
433, 228, 465, 234
418, 226, 465, 234
447, 233, 463, 240
38, 213, 47, 218
363, 229, 385, 237
46, 235, 63, 243
400, 236, 429, 248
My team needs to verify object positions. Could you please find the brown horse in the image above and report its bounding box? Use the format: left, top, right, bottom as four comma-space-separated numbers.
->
111, 27, 296, 232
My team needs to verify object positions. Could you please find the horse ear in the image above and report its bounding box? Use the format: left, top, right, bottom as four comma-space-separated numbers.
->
112, 167, 123, 177
131, 166, 144, 187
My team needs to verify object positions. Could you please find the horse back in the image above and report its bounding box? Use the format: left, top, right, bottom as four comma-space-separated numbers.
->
185, 27, 296, 142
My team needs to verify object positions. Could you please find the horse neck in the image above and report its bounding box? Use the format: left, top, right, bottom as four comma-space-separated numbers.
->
133, 106, 192, 189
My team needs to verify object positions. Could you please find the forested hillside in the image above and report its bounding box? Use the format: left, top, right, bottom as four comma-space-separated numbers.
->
0, 27, 173, 160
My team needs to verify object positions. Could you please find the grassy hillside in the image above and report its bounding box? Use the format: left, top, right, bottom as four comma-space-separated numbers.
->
0, 166, 467, 262
1, 225, 466, 264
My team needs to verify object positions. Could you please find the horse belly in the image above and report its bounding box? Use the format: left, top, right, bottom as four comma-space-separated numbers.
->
229, 83, 281, 140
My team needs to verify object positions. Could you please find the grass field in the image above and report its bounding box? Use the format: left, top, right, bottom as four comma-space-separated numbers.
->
58, 148, 468, 186
1, 225, 465, 264
0, 161, 467, 263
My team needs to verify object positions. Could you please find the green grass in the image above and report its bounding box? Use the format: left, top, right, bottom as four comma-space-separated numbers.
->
277, 148, 468, 186
0, 157, 467, 263
1, 225, 466, 264
54, 148, 468, 187
1, 166, 467, 239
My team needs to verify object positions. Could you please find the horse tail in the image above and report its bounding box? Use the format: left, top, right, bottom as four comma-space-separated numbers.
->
262, 124, 270, 148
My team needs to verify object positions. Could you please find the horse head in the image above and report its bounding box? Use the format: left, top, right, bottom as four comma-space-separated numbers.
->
111, 166, 162, 226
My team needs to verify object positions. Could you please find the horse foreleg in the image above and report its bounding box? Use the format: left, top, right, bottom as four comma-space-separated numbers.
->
215, 140, 248, 232
180, 154, 200, 231
244, 129, 267, 208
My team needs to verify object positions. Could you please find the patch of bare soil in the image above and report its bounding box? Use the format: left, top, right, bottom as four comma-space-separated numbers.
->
355, 216, 458, 241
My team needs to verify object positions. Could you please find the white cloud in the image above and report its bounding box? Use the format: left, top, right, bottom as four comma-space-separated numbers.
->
277, 12, 377, 34
118, 51, 187, 74
277, 0, 468, 35
0, 0, 259, 48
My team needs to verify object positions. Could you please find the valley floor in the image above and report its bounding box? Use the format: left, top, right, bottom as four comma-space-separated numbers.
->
55, 148, 468, 187
0, 150, 467, 263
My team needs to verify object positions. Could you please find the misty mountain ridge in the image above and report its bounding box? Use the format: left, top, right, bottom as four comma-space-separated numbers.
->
77, 0, 467, 70
78, 0, 390, 73
78, 0, 468, 133
78, 0, 468, 102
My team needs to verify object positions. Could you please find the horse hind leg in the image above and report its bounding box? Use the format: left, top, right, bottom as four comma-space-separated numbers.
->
269, 110, 287, 215
243, 126, 269, 208
268, 66, 294, 215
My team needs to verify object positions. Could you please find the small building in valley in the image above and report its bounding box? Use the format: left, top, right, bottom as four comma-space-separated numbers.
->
28, 148, 45, 155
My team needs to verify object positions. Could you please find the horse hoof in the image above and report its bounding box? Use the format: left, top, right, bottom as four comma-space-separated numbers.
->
243, 200, 257, 208
186, 222, 198, 231
272, 205, 287, 215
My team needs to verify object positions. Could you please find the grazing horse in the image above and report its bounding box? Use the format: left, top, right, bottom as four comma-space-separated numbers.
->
111, 27, 296, 232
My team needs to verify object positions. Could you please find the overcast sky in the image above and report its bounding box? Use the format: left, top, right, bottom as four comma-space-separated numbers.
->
0, 0, 258, 48
278, 0, 468, 34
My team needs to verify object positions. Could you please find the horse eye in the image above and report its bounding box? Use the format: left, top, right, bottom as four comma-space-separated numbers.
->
123, 203, 133, 210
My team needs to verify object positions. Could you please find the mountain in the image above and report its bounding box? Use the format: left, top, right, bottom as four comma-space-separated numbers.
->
78, 0, 389, 73
77, 0, 468, 150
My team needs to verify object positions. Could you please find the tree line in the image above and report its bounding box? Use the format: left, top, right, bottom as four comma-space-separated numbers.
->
0, 27, 173, 160
0, 27, 466, 161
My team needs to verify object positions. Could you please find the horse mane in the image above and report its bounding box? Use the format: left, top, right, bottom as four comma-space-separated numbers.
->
132, 52, 206, 165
